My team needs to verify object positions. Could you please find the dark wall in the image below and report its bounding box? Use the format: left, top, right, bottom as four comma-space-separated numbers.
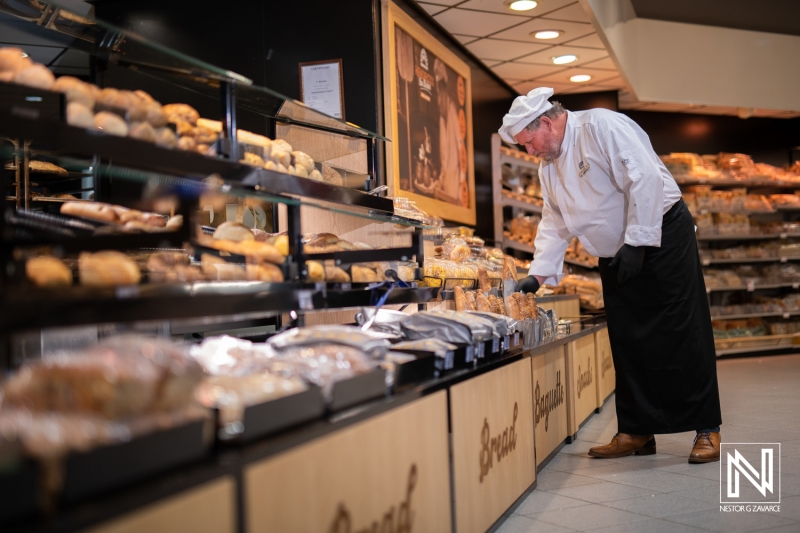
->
556, 90, 618, 112
622, 110, 800, 167
95, 0, 380, 134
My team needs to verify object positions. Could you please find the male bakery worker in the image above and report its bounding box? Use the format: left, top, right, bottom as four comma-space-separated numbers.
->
500, 87, 723, 463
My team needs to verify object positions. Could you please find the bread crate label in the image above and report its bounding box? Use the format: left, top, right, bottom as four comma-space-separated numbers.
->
492, 338, 500, 353
477, 343, 485, 359
466, 346, 475, 363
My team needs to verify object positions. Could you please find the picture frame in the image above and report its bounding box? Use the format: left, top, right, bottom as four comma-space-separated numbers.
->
383, 2, 476, 225
299, 58, 346, 120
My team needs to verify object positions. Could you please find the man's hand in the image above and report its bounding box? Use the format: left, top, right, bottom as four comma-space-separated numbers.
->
608, 244, 645, 283
516, 275, 541, 294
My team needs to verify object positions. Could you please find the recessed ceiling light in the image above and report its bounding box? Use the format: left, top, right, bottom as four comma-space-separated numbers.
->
570, 74, 592, 82
533, 30, 561, 39
552, 54, 577, 65
507, 0, 538, 10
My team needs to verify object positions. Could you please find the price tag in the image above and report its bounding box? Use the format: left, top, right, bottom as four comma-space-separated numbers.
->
314, 282, 326, 291
465, 346, 475, 363
792, 283, 799, 289
492, 338, 500, 353
784, 313, 791, 319
115, 286, 140, 299
445, 351, 454, 370
747, 280, 755, 292
297, 290, 314, 310
514, 332, 520, 346
340, 283, 351, 290
781, 257, 788, 263
476, 343, 485, 359
503, 336, 510, 350
781, 233, 788, 239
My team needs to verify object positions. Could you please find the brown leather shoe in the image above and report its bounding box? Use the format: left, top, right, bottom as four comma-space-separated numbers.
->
689, 431, 721, 463
588, 433, 656, 458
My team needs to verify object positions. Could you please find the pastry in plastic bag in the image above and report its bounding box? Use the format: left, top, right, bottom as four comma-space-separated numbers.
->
270, 344, 373, 399
392, 338, 457, 358
268, 325, 390, 358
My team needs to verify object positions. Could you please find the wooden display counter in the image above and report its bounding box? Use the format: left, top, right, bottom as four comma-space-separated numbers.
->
595, 327, 615, 409
244, 391, 452, 533
450, 359, 536, 533
566, 334, 598, 437
531, 345, 569, 469
536, 294, 580, 319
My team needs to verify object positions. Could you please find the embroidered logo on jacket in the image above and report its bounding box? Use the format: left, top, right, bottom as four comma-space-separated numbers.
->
578, 160, 590, 178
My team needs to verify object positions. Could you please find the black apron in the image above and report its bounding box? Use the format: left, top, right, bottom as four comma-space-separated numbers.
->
598, 199, 722, 435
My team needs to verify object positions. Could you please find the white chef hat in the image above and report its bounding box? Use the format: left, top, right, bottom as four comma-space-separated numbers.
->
498, 87, 554, 144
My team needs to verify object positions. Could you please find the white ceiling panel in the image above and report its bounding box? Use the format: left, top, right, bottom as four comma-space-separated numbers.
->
434, 8, 525, 37
466, 38, 550, 61
491, 61, 567, 81
515, 80, 576, 95
533, 66, 619, 84
562, 32, 605, 49
578, 56, 617, 70
515, 45, 607, 66
418, 2, 449, 16
491, 18, 594, 44
456, 0, 576, 17
540, 2, 590, 23
453, 34, 480, 44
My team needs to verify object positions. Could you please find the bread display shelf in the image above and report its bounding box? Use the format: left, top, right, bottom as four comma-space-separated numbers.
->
711, 311, 800, 320
499, 146, 541, 170
707, 282, 800, 292
697, 232, 800, 241
675, 176, 800, 188
503, 238, 597, 270
501, 192, 543, 213
701, 256, 800, 265
715, 333, 800, 356
0, 283, 439, 334
0, 106, 394, 213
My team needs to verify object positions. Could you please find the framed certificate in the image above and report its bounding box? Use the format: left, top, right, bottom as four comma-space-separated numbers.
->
298, 59, 346, 120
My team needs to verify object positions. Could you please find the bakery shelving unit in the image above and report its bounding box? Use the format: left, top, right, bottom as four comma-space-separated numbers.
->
675, 171, 800, 357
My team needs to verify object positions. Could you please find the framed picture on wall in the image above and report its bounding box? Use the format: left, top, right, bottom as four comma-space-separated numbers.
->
299, 59, 346, 120
384, 2, 475, 225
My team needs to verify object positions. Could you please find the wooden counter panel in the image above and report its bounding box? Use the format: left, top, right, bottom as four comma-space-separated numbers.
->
567, 335, 598, 435
595, 327, 615, 407
531, 346, 568, 467
245, 391, 451, 533
450, 358, 536, 533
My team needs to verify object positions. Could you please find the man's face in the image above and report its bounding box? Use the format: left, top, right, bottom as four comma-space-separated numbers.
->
514, 119, 562, 161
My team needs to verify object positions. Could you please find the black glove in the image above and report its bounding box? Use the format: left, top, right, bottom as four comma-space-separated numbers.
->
608, 244, 645, 284
516, 275, 540, 294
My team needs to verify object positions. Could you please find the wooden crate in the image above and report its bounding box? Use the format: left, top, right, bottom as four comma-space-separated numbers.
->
566, 335, 598, 436
595, 327, 615, 408
244, 391, 451, 533
531, 345, 569, 468
450, 358, 536, 533
84, 477, 236, 533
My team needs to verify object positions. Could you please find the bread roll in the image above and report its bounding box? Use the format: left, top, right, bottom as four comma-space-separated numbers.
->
145, 103, 168, 127
0, 47, 31, 74
477, 266, 491, 294
174, 120, 196, 137
195, 126, 217, 145
308, 169, 323, 181
325, 266, 350, 283
163, 103, 199, 125
505, 295, 521, 320
26, 256, 72, 288
155, 127, 177, 148
476, 293, 493, 312
166, 215, 183, 230
213, 221, 255, 242
66, 101, 94, 128
14, 64, 54, 90
241, 152, 265, 167
270, 148, 291, 168
292, 151, 315, 173
264, 160, 288, 173
52, 76, 94, 107
133, 90, 157, 105
234, 240, 285, 264
246, 262, 284, 283
352, 265, 378, 283
293, 165, 309, 178
146, 252, 189, 282
306, 260, 325, 282
320, 163, 344, 186
61, 201, 119, 223
177, 135, 196, 151
200, 254, 246, 281
273, 139, 292, 153
454, 285, 467, 311
79, 251, 141, 287
0, 71, 14, 82
129, 121, 156, 143
93, 111, 128, 137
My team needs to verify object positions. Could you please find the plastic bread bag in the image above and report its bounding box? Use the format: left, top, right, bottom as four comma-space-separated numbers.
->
268, 325, 391, 359
354, 308, 411, 338
190, 335, 277, 377
400, 313, 474, 344
463, 310, 513, 337
268, 344, 375, 400
379, 351, 417, 389
3, 335, 204, 419
425, 310, 495, 342
392, 338, 458, 359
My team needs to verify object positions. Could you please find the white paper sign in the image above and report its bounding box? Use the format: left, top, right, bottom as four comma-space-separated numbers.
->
300, 62, 343, 119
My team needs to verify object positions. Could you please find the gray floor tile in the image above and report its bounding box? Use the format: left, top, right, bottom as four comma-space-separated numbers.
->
576, 428, 619, 444
655, 460, 723, 481
529, 503, 651, 531
546, 481, 661, 503
585, 517, 711, 533
669, 486, 726, 504
580, 468, 718, 492
664, 509, 797, 533
560, 440, 611, 457
757, 524, 800, 533
543, 454, 624, 473
494, 513, 577, 533
534, 470, 605, 491
514, 492, 593, 516
601, 492, 720, 518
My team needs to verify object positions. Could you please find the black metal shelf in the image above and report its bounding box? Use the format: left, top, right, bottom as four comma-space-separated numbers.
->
0, 282, 439, 334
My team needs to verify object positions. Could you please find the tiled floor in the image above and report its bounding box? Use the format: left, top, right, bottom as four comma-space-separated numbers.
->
495, 353, 800, 533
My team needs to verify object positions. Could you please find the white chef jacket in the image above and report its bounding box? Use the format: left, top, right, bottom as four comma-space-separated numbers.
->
530, 109, 682, 285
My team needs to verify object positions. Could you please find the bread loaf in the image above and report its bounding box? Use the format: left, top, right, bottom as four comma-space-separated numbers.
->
306, 260, 325, 282
129, 121, 156, 143
454, 285, 467, 311
320, 163, 344, 186
526, 293, 538, 319
145, 103, 168, 127
505, 295, 521, 320
163, 103, 199, 125
93, 111, 128, 137
177, 135, 196, 151
14, 64, 54, 90
201, 254, 246, 281
515, 293, 532, 320
478, 266, 491, 294
246, 262, 284, 283
61, 201, 119, 223
155, 127, 177, 148
26, 256, 72, 288
79, 251, 141, 287
66, 101, 94, 128
213, 221, 255, 242
464, 290, 477, 310
497, 298, 506, 316
476, 293, 492, 312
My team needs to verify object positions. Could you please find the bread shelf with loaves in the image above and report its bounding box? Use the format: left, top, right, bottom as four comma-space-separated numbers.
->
667, 151, 800, 356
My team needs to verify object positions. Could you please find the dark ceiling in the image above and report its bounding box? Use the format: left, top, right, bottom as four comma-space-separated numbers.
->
631, 0, 800, 37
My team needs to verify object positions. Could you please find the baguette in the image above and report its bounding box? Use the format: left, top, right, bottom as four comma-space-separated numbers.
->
454, 285, 467, 311
475, 293, 492, 312
61, 201, 119, 224
477, 266, 491, 294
